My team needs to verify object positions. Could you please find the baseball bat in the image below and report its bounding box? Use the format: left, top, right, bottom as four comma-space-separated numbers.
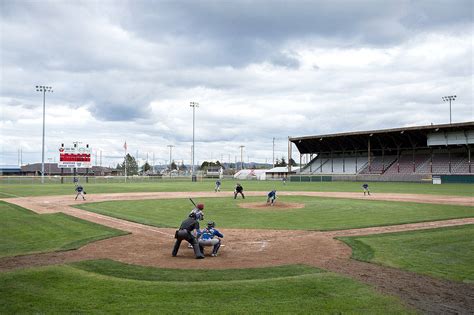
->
189, 198, 197, 207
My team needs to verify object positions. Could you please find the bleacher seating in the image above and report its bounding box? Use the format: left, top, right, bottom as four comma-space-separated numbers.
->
300, 156, 368, 174
359, 156, 397, 174
453, 158, 472, 174
299, 152, 471, 176
383, 154, 430, 175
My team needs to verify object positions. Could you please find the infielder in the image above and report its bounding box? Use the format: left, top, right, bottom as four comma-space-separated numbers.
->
75, 184, 86, 200
362, 183, 371, 196
198, 221, 224, 257
214, 180, 221, 192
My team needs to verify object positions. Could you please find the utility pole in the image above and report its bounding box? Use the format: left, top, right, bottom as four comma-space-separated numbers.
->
167, 145, 174, 177
190, 101, 199, 180
272, 137, 275, 168
152, 152, 155, 174
239, 145, 245, 170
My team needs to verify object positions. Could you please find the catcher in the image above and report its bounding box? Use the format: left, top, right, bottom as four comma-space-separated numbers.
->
198, 221, 224, 257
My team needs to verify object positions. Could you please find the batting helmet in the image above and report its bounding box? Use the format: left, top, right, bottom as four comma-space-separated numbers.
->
197, 203, 204, 210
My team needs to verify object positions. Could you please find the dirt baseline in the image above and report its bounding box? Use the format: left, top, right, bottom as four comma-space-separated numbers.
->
0, 191, 473, 314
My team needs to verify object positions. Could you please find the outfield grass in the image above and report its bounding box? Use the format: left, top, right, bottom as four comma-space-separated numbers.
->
0, 261, 414, 314
339, 225, 474, 283
1, 179, 473, 197
0, 201, 127, 258
76, 196, 474, 231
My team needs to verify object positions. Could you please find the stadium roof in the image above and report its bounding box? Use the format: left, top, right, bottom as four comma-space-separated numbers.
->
290, 121, 474, 154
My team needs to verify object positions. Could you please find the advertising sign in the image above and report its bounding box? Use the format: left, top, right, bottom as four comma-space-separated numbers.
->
58, 143, 92, 168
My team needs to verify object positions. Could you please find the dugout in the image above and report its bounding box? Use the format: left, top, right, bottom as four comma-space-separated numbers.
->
289, 122, 474, 182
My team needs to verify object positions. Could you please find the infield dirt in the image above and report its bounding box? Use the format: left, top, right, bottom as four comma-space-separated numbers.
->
1, 191, 473, 314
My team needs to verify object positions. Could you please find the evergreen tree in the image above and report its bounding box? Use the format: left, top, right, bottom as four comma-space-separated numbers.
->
121, 154, 138, 175
141, 162, 151, 173
275, 157, 287, 167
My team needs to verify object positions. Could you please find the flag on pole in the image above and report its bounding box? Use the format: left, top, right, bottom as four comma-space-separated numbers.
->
124, 141, 127, 151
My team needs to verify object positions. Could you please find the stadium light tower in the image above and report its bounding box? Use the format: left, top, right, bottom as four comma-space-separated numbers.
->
36, 85, 53, 184
442, 95, 456, 124
190, 102, 199, 179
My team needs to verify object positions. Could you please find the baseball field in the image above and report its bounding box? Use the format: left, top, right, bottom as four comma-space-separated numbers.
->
0, 179, 473, 314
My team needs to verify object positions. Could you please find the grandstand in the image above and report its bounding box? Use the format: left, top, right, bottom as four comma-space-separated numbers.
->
290, 122, 474, 182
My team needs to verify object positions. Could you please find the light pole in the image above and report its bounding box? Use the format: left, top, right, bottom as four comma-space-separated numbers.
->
36, 85, 53, 184
442, 95, 456, 124
272, 137, 275, 168
190, 101, 199, 180
167, 145, 174, 177
239, 145, 245, 170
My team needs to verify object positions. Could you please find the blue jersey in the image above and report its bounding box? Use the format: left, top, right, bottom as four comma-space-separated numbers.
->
75, 186, 84, 192
268, 190, 276, 198
362, 184, 369, 189
198, 227, 223, 241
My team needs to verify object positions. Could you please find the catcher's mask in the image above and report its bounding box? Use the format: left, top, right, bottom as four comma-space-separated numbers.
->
207, 221, 215, 228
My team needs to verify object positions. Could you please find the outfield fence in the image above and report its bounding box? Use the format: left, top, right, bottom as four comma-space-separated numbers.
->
0, 175, 209, 185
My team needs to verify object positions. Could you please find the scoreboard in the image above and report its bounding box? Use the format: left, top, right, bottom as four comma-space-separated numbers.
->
58, 143, 92, 168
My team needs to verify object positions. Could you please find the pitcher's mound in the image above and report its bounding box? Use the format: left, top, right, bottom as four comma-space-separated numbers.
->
238, 202, 305, 210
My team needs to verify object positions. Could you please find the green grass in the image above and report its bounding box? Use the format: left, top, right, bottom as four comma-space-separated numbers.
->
71, 259, 325, 281
0, 261, 414, 314
0, 201, 128, 258
76, 196, 474, 231
1, 179, 473, 197
339, 225, 474, 283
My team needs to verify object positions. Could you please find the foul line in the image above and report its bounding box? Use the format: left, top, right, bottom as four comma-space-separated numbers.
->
0, 191, 23, 198
65, 208, 174, 237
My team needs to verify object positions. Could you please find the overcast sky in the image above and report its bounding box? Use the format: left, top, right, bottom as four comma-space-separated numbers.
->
1, 0, 473, 168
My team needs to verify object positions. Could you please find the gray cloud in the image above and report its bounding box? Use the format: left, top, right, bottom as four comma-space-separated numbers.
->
0, 0, 472, 166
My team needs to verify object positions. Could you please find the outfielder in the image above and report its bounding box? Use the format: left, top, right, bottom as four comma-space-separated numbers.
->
172, 212, 205, 259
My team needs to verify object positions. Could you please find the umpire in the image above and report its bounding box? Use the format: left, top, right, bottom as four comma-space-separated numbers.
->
172, 212, 205, 259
